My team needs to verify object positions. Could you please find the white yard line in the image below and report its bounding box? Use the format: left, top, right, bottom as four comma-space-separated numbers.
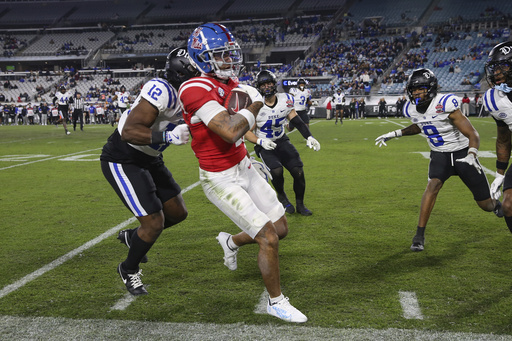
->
253, 289, 269, 315
0, 217, 136, 299
399, 291, 424, 320
0, 182, 200, 301
110, 292, 138, 311
0, 148, 102, 171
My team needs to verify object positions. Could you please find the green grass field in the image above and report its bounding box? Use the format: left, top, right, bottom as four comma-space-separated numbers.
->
1, 118, 511, 339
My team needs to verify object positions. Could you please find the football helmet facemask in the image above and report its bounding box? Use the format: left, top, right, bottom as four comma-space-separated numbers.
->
255, 70, 277, 97
485, 41, 512, 91
187, 23, 243, 80
165, 46, 200, 89
406, 68, 438, 106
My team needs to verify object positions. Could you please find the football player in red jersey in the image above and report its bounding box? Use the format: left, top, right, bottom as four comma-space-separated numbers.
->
179, 23, 307, 323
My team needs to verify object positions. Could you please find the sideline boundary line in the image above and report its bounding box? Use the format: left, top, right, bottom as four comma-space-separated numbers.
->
1, 314, 511, 341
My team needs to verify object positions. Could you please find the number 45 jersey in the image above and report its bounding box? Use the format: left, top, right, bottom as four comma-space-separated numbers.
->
403, 93, 469, 152
255, 93, 295, 141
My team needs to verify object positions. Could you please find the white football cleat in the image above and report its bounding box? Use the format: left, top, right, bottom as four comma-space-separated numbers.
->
216, 232, 238, 271
267, 296, 307, 323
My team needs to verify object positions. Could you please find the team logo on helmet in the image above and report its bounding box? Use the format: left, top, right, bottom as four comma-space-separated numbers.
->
500, 46, 512, 55
190, 28, 203, 50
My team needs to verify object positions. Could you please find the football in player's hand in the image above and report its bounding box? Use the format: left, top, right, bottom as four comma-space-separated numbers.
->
223, 88, 252, 115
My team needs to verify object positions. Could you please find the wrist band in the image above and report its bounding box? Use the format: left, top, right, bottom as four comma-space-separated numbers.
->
497, 160, 509, 171
238, 108, 255, 129
257, 138, 263, 145
468, 147, 478, 156
151, 130, 165, 144
394, 129, 402, 137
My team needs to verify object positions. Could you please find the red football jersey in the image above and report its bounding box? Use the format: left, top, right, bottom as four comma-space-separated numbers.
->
179, 75, 247, 172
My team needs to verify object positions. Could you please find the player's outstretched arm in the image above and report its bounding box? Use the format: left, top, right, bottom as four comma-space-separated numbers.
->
287, 110, 320, 151
244, 130, 277, 150
375, 124, 420, 147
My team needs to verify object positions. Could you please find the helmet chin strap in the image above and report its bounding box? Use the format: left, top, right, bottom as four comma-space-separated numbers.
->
495, 83, 512, 93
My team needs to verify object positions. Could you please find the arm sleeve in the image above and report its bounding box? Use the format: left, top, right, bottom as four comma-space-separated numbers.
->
289, 115, 312, 139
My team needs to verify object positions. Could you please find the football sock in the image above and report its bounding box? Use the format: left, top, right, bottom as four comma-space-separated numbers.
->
128, 227, 139, 238
227, 235, 239, 250
505, 216, 512, 234
269, 294, 284, 305
290, 167, 305, 203
415, 226, 425, 237
123, 230, 154, 271
270, 167, 285, 194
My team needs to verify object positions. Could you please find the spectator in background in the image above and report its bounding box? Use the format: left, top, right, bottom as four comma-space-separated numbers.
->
359, 98, 366, 119
475, 93, 485, 117
462, 93, 470, 116
39, 102, 49, 126
396, 96, 405, 118
378, 98, 387, 118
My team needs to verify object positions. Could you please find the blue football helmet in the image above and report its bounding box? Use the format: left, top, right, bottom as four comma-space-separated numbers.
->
187, 23, 243, 80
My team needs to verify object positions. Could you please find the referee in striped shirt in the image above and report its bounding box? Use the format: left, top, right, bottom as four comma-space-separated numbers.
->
72, 92, 85, 131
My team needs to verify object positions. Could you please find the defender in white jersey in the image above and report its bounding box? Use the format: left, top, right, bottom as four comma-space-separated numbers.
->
484, 41, 512, 234
332, 88, 345, 125
113, 85, 131, 121
53, 86, 73, 135
375, 68, 502, 252
245, 70, 320, 216
100, 47, 199, 296
288, 78, 312, 128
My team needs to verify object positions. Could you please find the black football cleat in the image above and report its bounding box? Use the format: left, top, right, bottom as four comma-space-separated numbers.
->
296, 204, 312, 216
410, 235, 424, 252
117, 229, 148, 263
494, 200, 504, 218
278, 195, 295, 214
117, 263, 147, 296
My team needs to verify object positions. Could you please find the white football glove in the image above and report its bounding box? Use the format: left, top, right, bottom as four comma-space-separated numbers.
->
306, 136, 321, 151
257, 138, 277, 150
238, 84, 263, 104
250, 157, 272, 181
165, 124, 190, 145
375, 129, 402, 147
490, 172, 505, 200
455, 153, 482, 174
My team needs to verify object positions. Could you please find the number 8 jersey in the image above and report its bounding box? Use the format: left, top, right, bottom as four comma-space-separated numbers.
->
403, 93, 469, 152
254, 93, 295, 141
